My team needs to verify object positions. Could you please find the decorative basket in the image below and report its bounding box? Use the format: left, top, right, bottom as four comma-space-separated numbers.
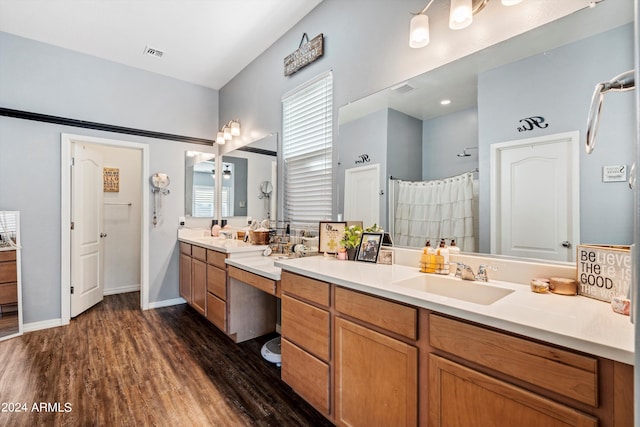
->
249, 230, 270, 245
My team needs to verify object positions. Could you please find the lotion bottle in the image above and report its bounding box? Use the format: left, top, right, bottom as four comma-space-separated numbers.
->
436, 239, 450, 275
211, 220, 221, 237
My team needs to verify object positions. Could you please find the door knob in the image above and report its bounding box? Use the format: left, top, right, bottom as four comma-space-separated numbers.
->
561, 241, 571, 248
100, 233, 108, 238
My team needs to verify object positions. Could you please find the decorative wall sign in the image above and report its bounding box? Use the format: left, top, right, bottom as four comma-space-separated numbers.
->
284, 33, 324, 76
355, 154, 371, 165
602, 165, 627, 182
103, 167, 120, 192
577, 244, 631, 302
517, 116, 549, 132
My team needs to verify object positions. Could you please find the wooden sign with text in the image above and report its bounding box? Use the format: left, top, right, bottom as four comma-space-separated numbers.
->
284, 33, 324, 76
577, 244, 631, 302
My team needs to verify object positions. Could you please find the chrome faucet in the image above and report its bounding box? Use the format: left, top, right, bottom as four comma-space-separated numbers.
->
475, 263, 497, 282
455, 263, 476, 281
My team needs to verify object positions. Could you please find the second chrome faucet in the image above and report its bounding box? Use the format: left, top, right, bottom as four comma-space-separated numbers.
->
455, 262, 497, 282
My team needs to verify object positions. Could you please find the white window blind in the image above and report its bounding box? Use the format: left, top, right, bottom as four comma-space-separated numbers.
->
282, 72, 333, 228
193, 186, 231, 217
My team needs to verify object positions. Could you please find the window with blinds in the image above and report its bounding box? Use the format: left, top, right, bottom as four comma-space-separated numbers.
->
282, 72, 333, 228
193, 186, 231, 217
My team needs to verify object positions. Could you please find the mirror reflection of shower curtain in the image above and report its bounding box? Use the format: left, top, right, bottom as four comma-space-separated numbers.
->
392, 172, 475, 251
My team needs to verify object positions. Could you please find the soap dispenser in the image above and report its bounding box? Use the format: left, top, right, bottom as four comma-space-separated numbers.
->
211, 220, 221, 237
436, 239, 450, 275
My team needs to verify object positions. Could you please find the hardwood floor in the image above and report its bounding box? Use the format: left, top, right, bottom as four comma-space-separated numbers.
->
0, 292, 334, 426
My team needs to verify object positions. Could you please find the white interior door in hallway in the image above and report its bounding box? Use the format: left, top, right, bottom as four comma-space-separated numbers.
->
344, 164, 380, 227
490, 131, 579, 262
70, 143, 105, 317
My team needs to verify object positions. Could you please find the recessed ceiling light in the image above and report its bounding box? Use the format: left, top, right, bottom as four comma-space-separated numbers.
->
440, 99, 452, 105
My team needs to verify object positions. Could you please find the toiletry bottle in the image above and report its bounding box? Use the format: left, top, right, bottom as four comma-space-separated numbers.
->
448, 239, 460, 273
436, 239, 450, 275
420, 248, 429, 273
424, 240, 436, 273
211, 220, 221, 237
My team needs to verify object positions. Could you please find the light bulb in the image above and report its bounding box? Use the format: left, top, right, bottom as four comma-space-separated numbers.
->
216, 131, 225, 145
230, 120, 240, 136
223, 126, 232, 140
409, 14, 430, 48
449, 0, 473, 30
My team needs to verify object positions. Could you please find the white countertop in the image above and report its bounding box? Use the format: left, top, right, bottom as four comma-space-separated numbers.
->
225, 255, 283, 281
273, 256, 635, 365
178, 235, 268, 254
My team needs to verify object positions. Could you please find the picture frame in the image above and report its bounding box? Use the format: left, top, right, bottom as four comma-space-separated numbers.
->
318, 221, 347, 254
378, 249, 394, 265
356, 232, 383, 263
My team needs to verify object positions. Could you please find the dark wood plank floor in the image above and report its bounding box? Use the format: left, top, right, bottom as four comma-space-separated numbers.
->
0, 292, 334, 426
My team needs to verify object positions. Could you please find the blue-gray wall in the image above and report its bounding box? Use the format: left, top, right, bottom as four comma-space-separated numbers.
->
0, 31, 218, 323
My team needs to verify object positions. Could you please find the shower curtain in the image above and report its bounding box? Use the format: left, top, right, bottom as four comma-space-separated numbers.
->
393, 172, 475, 251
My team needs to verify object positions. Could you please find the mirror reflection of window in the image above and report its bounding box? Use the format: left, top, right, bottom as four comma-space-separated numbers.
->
192, 161, 235, 217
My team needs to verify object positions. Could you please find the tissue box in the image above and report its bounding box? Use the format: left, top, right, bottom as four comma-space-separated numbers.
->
577, 244, 631, 303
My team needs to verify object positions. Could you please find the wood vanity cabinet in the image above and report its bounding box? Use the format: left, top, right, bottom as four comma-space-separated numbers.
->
334, 287, 418, 427
427, 314, 633, 427
179, 243, 192, 304
280, 271, 331, 417
0, 251, 18, 308
191, 246, 207, 315
206, 249, 228, 332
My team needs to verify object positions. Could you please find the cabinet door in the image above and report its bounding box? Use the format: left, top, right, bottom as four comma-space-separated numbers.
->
334, 317, 417, 427
179, 253, 192, 304
191, 258, 206, 315
429, 354, 597, 427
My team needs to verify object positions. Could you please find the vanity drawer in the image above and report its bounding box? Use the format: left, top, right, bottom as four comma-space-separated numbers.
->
228, 266, 276, 296
179, 242, 191, 255
281, 337, 330, 416
207, 249, 227, 269
207, 265, 227, 300
282, 294, 330, 361
0, 282, 17, 305
281, 271, 330, 308
191, 245, 206, 262
335, 286, 417, 340
206, 292, 226, 331
429, 314, 598, 406
0, 262, 17, 284
0, 251, 16, 262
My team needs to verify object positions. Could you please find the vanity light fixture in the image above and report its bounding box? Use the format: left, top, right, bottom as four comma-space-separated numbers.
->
215, 119, 241, 145
410, 0, 523, 48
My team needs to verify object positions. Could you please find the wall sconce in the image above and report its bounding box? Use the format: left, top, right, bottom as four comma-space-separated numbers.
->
410, 0, 524, 48
216, 119, 241, 145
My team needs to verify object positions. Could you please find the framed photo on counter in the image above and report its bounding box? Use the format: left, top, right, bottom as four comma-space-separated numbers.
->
356, 232, 383, 263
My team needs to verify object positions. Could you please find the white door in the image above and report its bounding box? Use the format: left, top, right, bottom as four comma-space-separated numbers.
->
344, 164, 380, 227
490, 132, 579, 262
71, 143, 105, 317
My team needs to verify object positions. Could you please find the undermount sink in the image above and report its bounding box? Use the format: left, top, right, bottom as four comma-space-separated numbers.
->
393, 275, 515, 306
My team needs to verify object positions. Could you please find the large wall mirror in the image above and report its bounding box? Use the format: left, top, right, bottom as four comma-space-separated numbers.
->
338, 1, 634, 262
0, 211, 22, 341
185, 133, 278, 222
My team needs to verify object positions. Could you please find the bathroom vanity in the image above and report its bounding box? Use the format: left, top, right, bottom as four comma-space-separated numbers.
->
177, 231, 634, 426
273, 254, 634, 427
178, 232, 278, 343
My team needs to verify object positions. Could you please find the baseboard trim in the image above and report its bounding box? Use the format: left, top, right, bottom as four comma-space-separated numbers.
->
104, 285, 141, 296
24, 318, 64, 333
148, 297, 186, 309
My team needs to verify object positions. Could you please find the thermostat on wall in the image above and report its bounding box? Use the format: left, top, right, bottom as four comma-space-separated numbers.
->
602, 165, 627, 182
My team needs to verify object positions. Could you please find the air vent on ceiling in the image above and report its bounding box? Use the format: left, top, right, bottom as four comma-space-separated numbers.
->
143, 46, 164, 58
390, 82, 415, 94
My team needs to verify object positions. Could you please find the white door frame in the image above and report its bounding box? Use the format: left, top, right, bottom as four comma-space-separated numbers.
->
61, 133, 150, 324
489, 130, 580, 258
